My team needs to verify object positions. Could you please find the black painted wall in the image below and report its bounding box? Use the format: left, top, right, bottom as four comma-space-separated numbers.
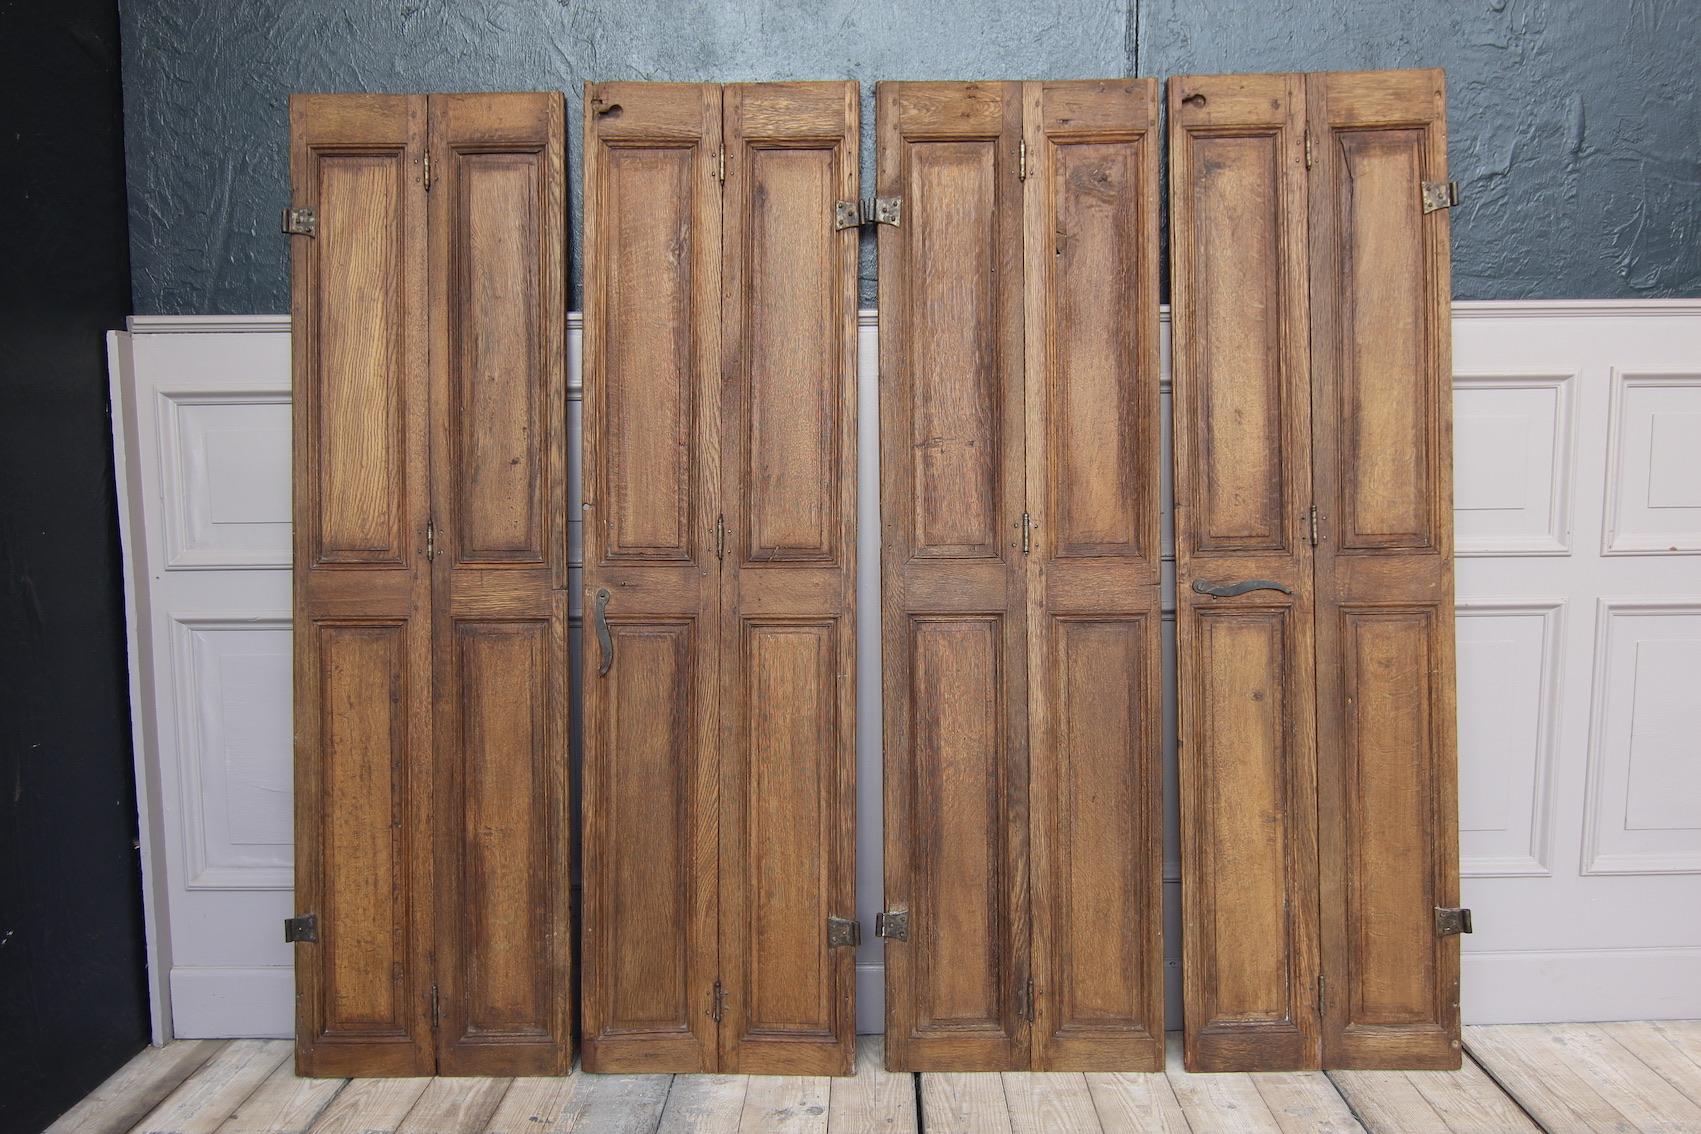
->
0, 1, 149, 1130
120, 0, 1700, 313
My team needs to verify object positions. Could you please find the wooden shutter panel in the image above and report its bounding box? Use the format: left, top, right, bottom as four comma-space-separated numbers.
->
1171, 68, 1459, 1072
1169, 72, 1323, 1073
289, 93, 435, 1078
426, 92, 571, 1076
1022, 79, 1164, 1072
716, 81, 860, 1075
878, 81, 1031, 1072
1308, 68, 1460, 1070
580, 82, 724, 1073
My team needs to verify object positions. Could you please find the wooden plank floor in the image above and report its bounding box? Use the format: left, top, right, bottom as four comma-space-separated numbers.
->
43, 1024, 1701, 1134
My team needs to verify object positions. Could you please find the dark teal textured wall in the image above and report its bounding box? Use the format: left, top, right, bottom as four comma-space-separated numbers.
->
120, 0, 1700, 312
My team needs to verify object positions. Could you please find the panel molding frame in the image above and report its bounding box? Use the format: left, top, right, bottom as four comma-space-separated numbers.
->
1451, 369, 1577, 557
1581, 596, 1701, 875
156, 387, 295, 570
1453, 596, 1565, 878
1602, 370, 1701, 555
168, 610, 295, 890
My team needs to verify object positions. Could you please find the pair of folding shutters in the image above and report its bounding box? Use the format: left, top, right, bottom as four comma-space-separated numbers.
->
1170, 69, 1462, 1071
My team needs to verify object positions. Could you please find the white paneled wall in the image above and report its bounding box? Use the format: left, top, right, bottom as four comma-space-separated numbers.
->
110, 301, 1701, 1040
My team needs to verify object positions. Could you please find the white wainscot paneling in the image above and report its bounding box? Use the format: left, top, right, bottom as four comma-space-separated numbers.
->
158, 390, 292, 568
172, 614, 295, 889
1583, 600, 1701, 874
1453, 371, 1574, 556
1603, 372, 1701, 554
1455, 600, 1564, 876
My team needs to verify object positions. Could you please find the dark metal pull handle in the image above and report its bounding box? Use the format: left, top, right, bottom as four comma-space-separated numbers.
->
1192, 578, 1293, 598
594, 588, 613, 676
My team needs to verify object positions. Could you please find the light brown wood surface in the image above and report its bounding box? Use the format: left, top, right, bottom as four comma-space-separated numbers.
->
1167, 69, 1457, 1072
45, 1027, 1701, 1134
879, 79, 1162, 1074
581, 81, 859, 1075
289, 92, 568, 1079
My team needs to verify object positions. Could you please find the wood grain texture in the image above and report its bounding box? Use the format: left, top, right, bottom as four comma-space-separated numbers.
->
921, 1072, 1016, 1134
1022, 78, 1163, 1073
826, 1037, 920, 1133
304, 1078, 431, 1134
1084, 1070, 1191, 1134
132, 1040, 294, 1134
44, 1040, 226, 1134
1168, 71, 1321, 1075
716, 81, 859, 1077
877, 79, 1029, 1074
428, 91, 571, 1079
394, 1078, 511, 1134
581, 81, 723, 1075
1308, 69, 1458, 1071
1330, 1063, 1541, 1133
290, 92, 435, 1079
215, 1059, 347, 1134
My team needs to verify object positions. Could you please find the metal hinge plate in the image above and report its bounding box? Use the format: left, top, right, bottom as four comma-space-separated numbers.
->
874, 907, 909, 941
1422, 180, 1460, 213
1435, 906, 1474, 936
834, 197, 902, 230
827, 916, 861, 948
280, 207, 317, 237
1308, 504, 1319, 548
1021, 512, 1032, 555
283, 913, 317, 942
708, 979, 727, 1022
715, 514, 726, 561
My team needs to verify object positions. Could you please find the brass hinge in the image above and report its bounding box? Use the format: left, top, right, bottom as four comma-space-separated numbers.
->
1308, 505, 1319, 548
1016, 977, 1035, 1022
715, 514, 726, 561
1021, 512, 1032, 555
280, 206, 317, 237
1435, 907, 1474, 937
282, 913, 317, 942
423, 150, 432, 191
425, 519, 435, 561
874, 907, 909, 941
430, 984, 440, 1032
708, 979, 727, 1022
834, 197, 901, 230
717, 147, 725, 183
1305, 129, 1315, 170
1422, 180, 1461, 214
1019, 139, 1028, 181
827, 916, 861, 948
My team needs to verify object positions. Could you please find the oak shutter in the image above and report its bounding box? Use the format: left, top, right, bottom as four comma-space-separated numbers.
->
426, 92, 572, 1076
289, 92, 568, 1079
1169, 68, 1459, 1072
1022, 80, 1165, 1072
581, 81, 859, 1075
878, 79, 1164, 1073
717, 82, 860, 1076
581, 82, 724, 1074
878, 80, 1031, 1073
1308, 69, 1459, 1070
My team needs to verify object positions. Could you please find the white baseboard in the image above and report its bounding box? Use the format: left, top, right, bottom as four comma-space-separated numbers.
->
1463, 948, 1701, 1024
171, 967, 293, 1039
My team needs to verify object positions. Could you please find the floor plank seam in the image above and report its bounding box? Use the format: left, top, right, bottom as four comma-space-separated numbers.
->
910, 1072, 925, 1134
1321, 1070, 1375, 1133
1460, 1039, 1555, 1134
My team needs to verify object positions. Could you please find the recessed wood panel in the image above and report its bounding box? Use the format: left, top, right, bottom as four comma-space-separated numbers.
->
1048, 143, 1143, 559
1189, 132, 1287, 552
451, 621, 548, 1036
317, 622, 410, 1036
742, 620, 835, 1035
910, 140, 1001, 559
1049, 617, 1149, 1026
454, 153, 543, 562
1333, 130, 1433, 551
1341, 609, 1438, 1025
314, 152, 406, 563
603, 145, 697, 562
606, 620, 695, 1031
744, 147, 837, 563
911, 616, 1006, 1032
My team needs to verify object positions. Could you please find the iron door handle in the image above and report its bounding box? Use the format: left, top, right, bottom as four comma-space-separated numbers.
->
1191, 578, 1293, 598
594, 588, 613, 676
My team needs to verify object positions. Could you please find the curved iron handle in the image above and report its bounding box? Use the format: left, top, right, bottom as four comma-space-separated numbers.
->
594, 588, 613, 676
1192, 578, 1293, 598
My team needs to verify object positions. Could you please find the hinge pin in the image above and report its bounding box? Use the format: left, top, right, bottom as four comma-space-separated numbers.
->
718, 147, 726, 183
426, 519, 435, 561
423, 150, 432, 191
833, 197, 902, 230
715, 514, 726, 561
1021, 512, 1032, 555
1305, 129, 1316, 170
1019, 139, 1028, 181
